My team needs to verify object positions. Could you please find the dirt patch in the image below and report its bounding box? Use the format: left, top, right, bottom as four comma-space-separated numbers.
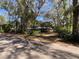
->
0, 33, 79, 59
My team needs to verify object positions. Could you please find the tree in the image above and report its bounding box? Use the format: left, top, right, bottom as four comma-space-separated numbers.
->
0, 16, 6, 25
0, 0, 45, 33
0, 0, 34, 33
0, 16, 6, 32
72, 0, 79, 40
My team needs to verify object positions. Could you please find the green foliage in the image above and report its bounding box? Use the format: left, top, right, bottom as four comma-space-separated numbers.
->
27, 29, 41, 35
40, 22, 53, 28
0, 16, 6, 25
0, 0, 78, 42
54, 25, 72, 40
2, 24, 12, 32
0, 27, 4, 33
32, 30, 41, 35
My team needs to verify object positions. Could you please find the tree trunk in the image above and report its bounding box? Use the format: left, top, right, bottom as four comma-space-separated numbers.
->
72, 0, 79, 40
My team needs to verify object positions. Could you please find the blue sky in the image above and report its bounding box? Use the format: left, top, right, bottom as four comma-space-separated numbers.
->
36, 16, 53, 22
0, 0, 54, 22
39, 0, 53, 15
0, 9, 7, 16
0, 9, 8, 21
35, 0, 54, 22
0, 0, 73, 22
34, 0, 53, 15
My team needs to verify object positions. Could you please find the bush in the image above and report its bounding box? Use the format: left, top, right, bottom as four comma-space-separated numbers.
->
27, 29, 41, 35
32, 30, 41, 35
0, 26, 4, 33
2, 24, 11, 32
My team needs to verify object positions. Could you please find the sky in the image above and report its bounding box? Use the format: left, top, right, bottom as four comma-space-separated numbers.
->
35, 0, 73, 22
0, 0, 53, 22
35, 0, 54, 22
34, 0, 53, 15
0, 9, 8, 21
0, 9, 7, 16
0, 0, 72, 22
39, 0, 53, 15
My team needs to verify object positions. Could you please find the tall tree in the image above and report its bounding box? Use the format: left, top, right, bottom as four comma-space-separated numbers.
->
72, 0, 79, 39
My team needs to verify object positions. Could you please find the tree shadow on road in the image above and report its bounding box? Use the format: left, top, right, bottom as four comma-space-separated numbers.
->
0, 33, 79, 59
